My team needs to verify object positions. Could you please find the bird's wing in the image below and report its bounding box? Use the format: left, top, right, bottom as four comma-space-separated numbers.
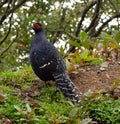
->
30, 44, 66, 73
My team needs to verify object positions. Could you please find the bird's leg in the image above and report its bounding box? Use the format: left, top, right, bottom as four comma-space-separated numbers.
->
54, 87, 61, 94
44, 81, 53, 87
44, 81, 49, 87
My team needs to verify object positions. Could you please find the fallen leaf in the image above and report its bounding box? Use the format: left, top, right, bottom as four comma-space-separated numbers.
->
24, 71, 30, 77
100, 61, 109, 68
4, 119, 12, 124
0, 94, 5, 100
66, 59, 76, 74
81, 118, 92, 124
106, 73, 110, 79
100, 67, 106, 71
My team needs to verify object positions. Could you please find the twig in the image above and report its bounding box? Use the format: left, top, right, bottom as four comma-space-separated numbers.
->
0, 0, 28, 25
70, 1, 97, 52
75, 1, 97, 37
0, 29, 19, 57
85, 0, 101, 32
5, 0, 12, 14
52, 8, 66, 44
93, 13, 120, 37
0, 12, 13, 45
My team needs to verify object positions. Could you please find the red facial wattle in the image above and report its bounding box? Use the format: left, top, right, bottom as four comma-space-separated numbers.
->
33, 23, 41, 29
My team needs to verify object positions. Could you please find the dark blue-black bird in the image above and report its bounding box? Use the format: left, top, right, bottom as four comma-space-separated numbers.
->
30, 22, 80, 103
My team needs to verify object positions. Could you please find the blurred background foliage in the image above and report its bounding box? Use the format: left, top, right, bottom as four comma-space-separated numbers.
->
0, 0, 120, 71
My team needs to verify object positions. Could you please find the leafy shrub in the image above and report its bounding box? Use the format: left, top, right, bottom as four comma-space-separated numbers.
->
85, 94, 120, 123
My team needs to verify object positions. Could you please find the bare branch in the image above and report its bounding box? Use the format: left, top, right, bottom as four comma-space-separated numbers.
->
70, 1, 97, 52
0, 29, 19, 57
75, 1, 97, 37
52, 8, 66, 44
5, 0, 12, 14
0, 12, 13, 45
92, 13, 120, 37
0, 0, 28, 25
85, 0, 102, 33
0, 0, 28, 45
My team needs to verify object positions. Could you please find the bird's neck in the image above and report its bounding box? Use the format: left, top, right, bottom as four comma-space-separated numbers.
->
33, 31, 47, 44
36, 31, 46, 38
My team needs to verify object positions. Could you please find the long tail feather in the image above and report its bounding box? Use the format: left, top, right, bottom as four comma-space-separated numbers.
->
53, 73, 80, 103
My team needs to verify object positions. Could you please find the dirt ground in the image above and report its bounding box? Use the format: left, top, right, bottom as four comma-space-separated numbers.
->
70, 61, 120, 98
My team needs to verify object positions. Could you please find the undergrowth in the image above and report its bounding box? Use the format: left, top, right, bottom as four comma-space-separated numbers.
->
0, 66, 120, 124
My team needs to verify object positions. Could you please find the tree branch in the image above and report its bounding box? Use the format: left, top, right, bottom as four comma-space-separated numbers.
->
69, 1, 97, 52
75, 1, 97, 37
52, 8, 66, 44
0, 12, 13, 45
85, 0, 102, 33
0, 29, 19, 57
93, 13, 120, 37
5, 0, 12, 14
0, 0, 28, 46
0, 0, 28, 25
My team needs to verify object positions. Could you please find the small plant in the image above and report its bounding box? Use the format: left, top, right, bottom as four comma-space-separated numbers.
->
65, 49, 102, 74
83, 91, 120, 124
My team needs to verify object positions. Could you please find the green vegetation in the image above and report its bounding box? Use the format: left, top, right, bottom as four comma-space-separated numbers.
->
0, 67, 120, 124
0, 0, 120, 123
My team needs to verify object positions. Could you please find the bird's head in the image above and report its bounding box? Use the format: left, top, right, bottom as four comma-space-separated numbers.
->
32, 23, 43, 33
